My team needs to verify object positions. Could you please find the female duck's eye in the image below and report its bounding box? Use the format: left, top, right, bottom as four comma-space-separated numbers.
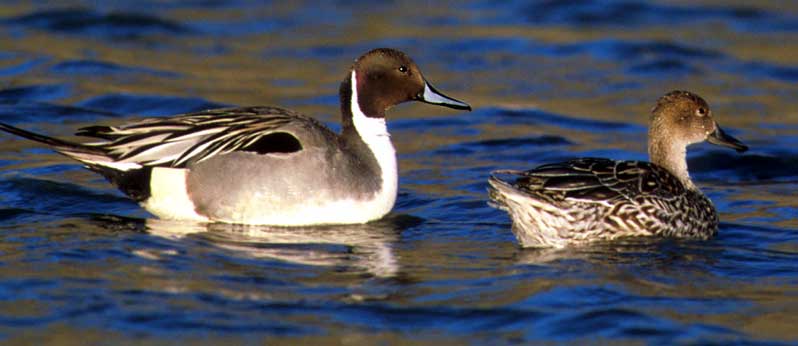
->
398, 65, 408, 73
696, 107, 707, 116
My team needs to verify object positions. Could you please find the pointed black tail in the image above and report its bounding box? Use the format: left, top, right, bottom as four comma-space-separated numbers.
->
0, 122, 152, 201
0, 122, 104, 155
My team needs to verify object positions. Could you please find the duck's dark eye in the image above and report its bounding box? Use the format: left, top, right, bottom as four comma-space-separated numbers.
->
398, 65, 408, 73
696, 107, 707, 116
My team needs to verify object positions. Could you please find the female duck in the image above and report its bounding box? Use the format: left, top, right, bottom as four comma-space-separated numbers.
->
0, 48, 470, 226
488, 91, 747, 248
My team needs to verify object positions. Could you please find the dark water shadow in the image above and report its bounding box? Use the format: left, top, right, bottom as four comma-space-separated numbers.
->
0, 207, 37, 223
742, 61, 798, 83
0, 176, 137, 216
3, 7, 192, 39
0, 91, 229, 123
689, 150, 798, 181
491, 107, 644, 133
511, 0, 798, 31
556, 39, 722, 78
436, 135, 572, 156
629, 58, 701, 75
51, 59, 181, 78
0, 85, 70, 103
562, 39, 724, 60
0, 100, 121, 123
77, 93, 229, 117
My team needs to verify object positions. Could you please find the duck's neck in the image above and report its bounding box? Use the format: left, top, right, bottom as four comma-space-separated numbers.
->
648, 125, 697, 191
338, 71, 398, 199
340, 71, 387, 139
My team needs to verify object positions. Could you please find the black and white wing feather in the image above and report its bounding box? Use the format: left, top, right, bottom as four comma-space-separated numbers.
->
76, 106, 330, 168
0, 106, 332, 201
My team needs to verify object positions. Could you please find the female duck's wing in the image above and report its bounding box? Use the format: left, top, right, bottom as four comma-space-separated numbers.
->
508, 158, 686, 204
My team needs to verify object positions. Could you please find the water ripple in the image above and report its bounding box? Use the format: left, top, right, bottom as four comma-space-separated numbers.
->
51, 60, 180, 78
494, 107, 643, 133
0, 100, 120, 122
689, 150, 798, 182
0, 85, 69, 103
478, 0, 798, 32
4, 7, 192, 39
77, 94, 228, 117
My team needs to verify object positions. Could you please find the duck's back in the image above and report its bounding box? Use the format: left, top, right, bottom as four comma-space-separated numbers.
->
488, 158, 718, 247
77, 106, 341, 167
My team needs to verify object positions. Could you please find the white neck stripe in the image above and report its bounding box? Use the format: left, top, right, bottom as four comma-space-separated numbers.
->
350, 71, 388, 137
349, 71, 398, 215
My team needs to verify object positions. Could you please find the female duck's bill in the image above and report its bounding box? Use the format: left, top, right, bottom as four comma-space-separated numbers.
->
708, 125, 747, 152
0, 48, 471, 226
487, 90, 747, 248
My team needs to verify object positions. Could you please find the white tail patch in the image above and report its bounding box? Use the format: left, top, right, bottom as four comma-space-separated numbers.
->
143, 167, 208, 222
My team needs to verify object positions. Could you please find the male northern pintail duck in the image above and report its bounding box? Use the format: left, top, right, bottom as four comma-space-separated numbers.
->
488, 90, 747, 248
0, 48, 470, 225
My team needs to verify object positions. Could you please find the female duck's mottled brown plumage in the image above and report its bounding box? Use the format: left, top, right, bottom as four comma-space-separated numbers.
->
488, 90, 748, 248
